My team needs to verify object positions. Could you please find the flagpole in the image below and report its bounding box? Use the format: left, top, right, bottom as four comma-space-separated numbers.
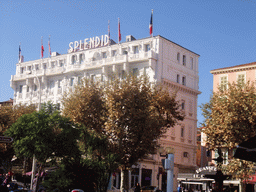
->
149, 9, 153, 37
41, 36, 44, 59
151, 9, 153, 37
108, 20, 110, 45
18, 42, 21, 63
48, 35, 51, 58
41, 36, 42, 59
118, 18, 121, 44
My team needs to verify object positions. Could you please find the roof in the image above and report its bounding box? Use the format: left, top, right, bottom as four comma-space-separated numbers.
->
158, 35, 200, 56
0, 98, 13, 105
211, 61, 256, 74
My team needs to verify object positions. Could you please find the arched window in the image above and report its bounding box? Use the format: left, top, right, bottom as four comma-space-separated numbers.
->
71, 55, 77, 64
79, 54, 84, 64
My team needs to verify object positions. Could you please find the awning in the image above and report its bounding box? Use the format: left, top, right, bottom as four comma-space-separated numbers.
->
234, 136, 256, 162
181, 181, 203, 185
244, 175, 256, 184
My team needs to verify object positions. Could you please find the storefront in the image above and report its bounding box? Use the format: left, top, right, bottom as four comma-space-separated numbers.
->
177, 173, 214, 192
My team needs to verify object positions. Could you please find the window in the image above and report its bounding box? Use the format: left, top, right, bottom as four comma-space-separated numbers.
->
214, 149, 228, 165
79, 54, 84, 64
58, 80, 61, 88
59, 60, 64, 67
102, 52, 107, 59
182, 76, 186, 86
181, 126, 184, 138
112, 50, 117, 57
27, 86, 29, 92
78, 77, 82, 85
122, 48, 128, 55
71, 55, 77, 64
220, 76, 228, 90
177, 74, 180, 83
20, 67, 24, 74
183, 55, 186, 66
145, 44, 150, 52
133, 68, 138, 76
188, 126, 192, 140
177, 52, 180, 63
43, 63, 47, 69
120, 70, 125, 79
35, 64, 39, 70
181, 101, 185, 110
51, 62, 55, 68
34, 85, 37, 91
190, 57, 193, 69
28, 66, 32, 71
133, 46, 139, 54
19, 85, 23, 93
183, 152, 188, 157
70, 78, 74, 86
237, 74, 245, 85
49, 81, 55, 89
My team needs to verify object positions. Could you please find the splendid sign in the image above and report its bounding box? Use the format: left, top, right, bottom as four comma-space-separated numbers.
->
69, 34, 110, 53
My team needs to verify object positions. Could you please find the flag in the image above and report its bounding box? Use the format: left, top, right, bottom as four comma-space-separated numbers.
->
48, 35, 51, 57
19, 44, 21, 63
41, 37, 44, 58
118, 18, 121, 43
149, 10, 153, 36
108, 20, 110, 40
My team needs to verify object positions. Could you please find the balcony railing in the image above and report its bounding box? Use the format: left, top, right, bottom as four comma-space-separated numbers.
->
13, 50, 157, 80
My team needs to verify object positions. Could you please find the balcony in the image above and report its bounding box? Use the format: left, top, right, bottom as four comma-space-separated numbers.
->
13, 50, 157, 81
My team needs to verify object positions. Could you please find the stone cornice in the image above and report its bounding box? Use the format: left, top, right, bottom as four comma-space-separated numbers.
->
210, 62, 256, 75
161, 78, 201, 96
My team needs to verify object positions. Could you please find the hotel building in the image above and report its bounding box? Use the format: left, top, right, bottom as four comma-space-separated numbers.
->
10, 34, 200, 191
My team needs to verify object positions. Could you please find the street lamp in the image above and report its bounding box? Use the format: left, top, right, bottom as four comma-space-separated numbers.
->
158, 146, 175, 192
205, 147, 230, 192
27, 70, 41, 191
165, 147, 174, 192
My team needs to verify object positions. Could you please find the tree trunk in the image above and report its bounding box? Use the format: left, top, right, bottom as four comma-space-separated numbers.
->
120, 168, 129, 192
34, 164, 43, 192
240, 181, 246, 192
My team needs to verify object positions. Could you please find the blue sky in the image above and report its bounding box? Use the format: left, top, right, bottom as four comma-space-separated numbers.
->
1, 0, 256, 126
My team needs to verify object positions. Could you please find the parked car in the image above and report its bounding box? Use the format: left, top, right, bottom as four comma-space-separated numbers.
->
141, 186, 162, 192
71, 189, 84, 192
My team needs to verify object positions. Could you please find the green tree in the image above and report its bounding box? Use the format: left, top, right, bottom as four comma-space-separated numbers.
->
79, 128, 119, 192
0, 104, 36, 173
201, 81, 255, 179
5, 106, 80, 191
42, 127, 119, 192
62, 74, 184, 192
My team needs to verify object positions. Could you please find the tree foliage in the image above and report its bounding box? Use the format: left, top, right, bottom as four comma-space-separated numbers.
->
5, 108, 80, 163
201, 81, 256, 179
5, 104, 80, 191
0, 104, 36, 172
62, 74, 184, 191
0, 104, 36, 134
43, 127, 119, 192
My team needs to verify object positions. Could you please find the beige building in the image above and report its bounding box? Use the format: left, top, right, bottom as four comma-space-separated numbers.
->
208, 62, 256, 190
10, 34, 200, 191
211, 61, 256, 92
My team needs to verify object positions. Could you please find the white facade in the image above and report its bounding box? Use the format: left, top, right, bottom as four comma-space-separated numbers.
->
10, 35, 200, 191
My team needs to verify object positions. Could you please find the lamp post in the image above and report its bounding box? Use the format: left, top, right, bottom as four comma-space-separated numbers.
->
165, 147, 174, 192
158, 147, 165, 188
205, 147, 230, 192
29, 70, 41, 191
159, 146, 175, 192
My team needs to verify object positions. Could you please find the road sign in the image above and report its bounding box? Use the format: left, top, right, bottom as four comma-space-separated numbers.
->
0, 136, 13, 143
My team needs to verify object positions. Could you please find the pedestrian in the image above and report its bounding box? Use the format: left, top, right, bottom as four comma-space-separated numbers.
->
134, 182, 141, 192
178, 184, 182, 192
